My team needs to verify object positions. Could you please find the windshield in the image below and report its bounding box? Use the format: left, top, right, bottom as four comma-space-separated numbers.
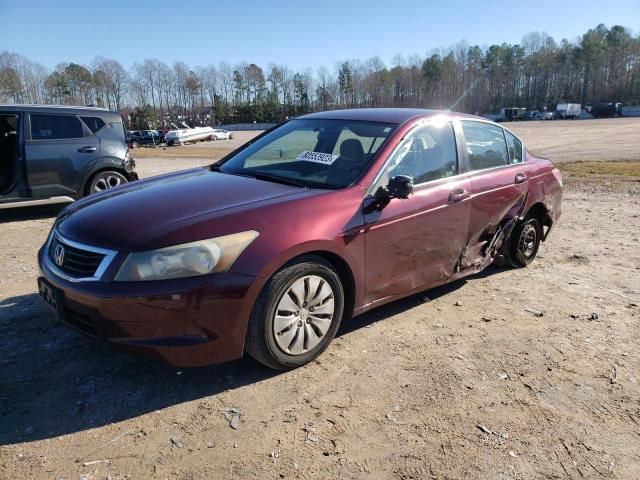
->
218, 119, 397, 189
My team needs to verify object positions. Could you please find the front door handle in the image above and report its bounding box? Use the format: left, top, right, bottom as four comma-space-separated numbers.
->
449, 188, 470, 203
515, 173, 528, 184
78, 146, 97, 153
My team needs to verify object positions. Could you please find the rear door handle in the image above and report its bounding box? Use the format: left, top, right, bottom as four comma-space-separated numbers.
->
449, 188, 470, 203
515, 173, 528, 184
78, 146, 97, 153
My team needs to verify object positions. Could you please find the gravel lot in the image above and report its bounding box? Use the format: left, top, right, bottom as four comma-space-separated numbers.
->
1, 118, 639, 479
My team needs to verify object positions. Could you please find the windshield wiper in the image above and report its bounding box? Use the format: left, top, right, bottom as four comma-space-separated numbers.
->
249, 172, 307, 188
212, 165, 306, 188
211, 165, 257, 180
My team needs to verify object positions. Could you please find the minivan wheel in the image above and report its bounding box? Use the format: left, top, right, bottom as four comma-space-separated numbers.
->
88, 171, 128, 194
510, 218, 542, 267
245, 256, 344, 370
131, 141, 139, 148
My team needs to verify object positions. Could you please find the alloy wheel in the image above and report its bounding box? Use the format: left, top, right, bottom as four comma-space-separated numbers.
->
273, 275, 335, 355
93, 174, 124, 192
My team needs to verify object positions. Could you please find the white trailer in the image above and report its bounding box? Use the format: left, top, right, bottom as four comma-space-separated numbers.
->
555, 103, 581, 119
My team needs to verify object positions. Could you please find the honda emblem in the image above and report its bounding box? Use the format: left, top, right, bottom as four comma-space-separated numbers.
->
53, 244, 65, 267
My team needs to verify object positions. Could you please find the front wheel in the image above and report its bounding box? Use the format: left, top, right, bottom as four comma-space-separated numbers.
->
87, 170, 128, 195
245, 256, 344, 370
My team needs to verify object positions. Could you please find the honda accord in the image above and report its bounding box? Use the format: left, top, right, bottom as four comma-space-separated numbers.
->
38, 109, 562, 369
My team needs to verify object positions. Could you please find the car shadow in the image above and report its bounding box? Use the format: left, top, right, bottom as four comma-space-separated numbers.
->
0, 279, 471, 446
0, 204, 66, 223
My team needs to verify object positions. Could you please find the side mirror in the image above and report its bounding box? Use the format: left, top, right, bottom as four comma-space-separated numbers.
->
386, 175, 414, 199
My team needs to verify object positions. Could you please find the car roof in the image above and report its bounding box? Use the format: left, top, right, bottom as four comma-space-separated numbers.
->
0, 104, 121, 119
298, 108, 483, 124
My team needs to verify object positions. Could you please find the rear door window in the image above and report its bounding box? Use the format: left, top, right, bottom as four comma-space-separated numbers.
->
81, 116, 106, 134
461, 121, 509, 171
30, 114, 85, 140
504, 130, 523, 164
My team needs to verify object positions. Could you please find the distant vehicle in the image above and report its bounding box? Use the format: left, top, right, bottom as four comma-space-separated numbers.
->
482, 113, 501, 122
37, 108, 562, 369
0, 104, 138, 210
165, 122, 216, 146
536, 111, 554, 120
589, 102, 623, 118
523, 111, 538, 120
213, 129, 234, 140
129, 130, 161, 148
555, 103, 581, 120
498, 107, 526, 122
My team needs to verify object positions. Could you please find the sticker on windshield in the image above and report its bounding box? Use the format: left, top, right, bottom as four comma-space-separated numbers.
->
296, 151, 339, 165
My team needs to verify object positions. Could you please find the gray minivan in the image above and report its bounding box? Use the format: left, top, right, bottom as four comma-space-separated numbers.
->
0, 105, 138, 210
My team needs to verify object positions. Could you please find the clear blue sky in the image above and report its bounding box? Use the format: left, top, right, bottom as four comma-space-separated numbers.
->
1, 0, 638, 70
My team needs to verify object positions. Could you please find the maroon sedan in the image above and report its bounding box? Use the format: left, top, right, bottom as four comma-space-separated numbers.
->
38, 109, 562, 369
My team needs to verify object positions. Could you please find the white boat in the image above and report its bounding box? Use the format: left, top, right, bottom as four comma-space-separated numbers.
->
165, 122, 216, 145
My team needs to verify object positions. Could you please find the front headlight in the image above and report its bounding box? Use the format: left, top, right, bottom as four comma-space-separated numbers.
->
114, 230, 259, 281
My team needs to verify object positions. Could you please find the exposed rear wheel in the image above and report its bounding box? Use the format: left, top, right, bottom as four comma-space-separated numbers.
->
510, 218, 541, 267
245, 256, 344, 370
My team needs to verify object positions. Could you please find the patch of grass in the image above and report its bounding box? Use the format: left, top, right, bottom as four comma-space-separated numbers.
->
559, 161, 640, 178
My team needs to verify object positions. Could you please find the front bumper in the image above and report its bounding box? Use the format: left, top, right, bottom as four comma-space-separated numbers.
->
38, 247, 261, 367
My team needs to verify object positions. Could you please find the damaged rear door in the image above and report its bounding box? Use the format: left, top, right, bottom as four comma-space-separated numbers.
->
459, 120, 530, 270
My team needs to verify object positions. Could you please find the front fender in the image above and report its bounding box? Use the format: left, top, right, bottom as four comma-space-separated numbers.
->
233, 234, 365, 313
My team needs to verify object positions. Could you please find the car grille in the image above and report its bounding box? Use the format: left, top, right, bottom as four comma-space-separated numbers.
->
48, 234, 106, 278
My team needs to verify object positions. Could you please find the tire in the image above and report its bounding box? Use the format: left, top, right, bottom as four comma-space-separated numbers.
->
167, 140, 175, 146
509, 218, 542, 267
131, 141, 139, 148
245, 255, 345, 370
86, 170, 128, 195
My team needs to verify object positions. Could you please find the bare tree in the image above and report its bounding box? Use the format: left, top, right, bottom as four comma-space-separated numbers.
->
2, 23, 639, 124
94, 57, 128, 109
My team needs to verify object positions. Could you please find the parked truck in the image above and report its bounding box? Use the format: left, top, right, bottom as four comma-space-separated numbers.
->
589, 102, 623, 118
555, 103, 581, 119
494, 107, 526, 122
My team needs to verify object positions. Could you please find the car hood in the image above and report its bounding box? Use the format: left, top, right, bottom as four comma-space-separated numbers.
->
57, 168, 312, 251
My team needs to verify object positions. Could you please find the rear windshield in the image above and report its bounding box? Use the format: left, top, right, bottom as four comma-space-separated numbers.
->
219, 119, 397, 189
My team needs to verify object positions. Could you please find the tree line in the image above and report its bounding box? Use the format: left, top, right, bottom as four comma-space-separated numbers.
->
1, 23, 638, 128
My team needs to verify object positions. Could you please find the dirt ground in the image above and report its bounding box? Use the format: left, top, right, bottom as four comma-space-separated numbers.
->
1, 118, 639, 479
